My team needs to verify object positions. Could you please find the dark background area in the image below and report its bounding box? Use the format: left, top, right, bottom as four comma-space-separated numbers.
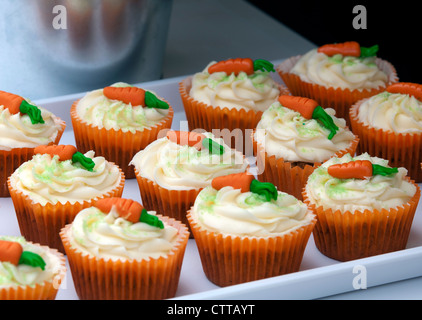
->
246, 0, 420, 83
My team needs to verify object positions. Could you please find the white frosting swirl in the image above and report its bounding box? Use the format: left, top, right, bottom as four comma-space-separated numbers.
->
0, 236, 62, 288
9, 150, 122, 205
254, 101, 356, 162
305, 153, 417, 212
0, 103, 64, 151
189, 61, 280, 111
130, 132, 248, 190
76, 82, 170, 133
357, 92, 422, 133
68, 206, 179, 260
191, 186, 314, 237
291, 49, 388, 91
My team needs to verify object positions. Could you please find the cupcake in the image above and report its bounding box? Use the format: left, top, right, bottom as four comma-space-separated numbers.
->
0, 90, 66, 197
71, 82, 174, 178
179, 58, 289, 154
0, 235, 66, 300
349, 82, 422, 182
253, 95, 359, 200
277, 41, 398, 125
303, 153, 421, 261
186, 172, 316, 287
130, 130, 249, 233
8, 145, 125, 253
60, 197, 189, 300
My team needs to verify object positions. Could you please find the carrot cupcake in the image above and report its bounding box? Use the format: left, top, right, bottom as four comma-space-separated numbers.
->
349, 82, 422, 182
71, 82, 173, 178
187, 172, 316, 287
0, 90, 66, 197
303, 152, 420, 261
130, 130, 249, 233
0, 235, 66, 300
253, 95, 359, 200
277, 41, 398, 125
60, 198, 189, 300
179, 58, 288, 153
8, 145, 125, 253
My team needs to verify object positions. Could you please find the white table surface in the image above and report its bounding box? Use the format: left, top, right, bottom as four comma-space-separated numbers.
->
2, 0, 421, 300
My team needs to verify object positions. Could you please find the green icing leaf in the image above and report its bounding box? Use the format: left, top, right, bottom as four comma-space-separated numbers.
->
144, 91, 169, 109
19, 251, 46, 270
139, 209, 164, 229
360, 44, 379, 57
312, 105, 339, 140
253, 59, 275, 73
249, 179, 278, 202
202, 138, 224, 155
372, 164, 398, 176
19, 100, 45, 124
72, 152, 95, 171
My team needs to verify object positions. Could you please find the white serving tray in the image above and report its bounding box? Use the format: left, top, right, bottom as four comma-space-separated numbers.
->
1, 70, 421, 300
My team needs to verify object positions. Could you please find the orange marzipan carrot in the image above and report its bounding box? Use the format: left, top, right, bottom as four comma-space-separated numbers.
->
327, 160, 373, 180
317, 41, 361, 57
166, 130, 205, 150
95, 198, 144, 223
0, 240, 23, 266
208, 58, 254, 75
0, 90, 25, 114
211, 172, 254, 193
278, 95, 319, 119
34, 144, 78, 161
103, 86, 146, 106
386, 82, 422, 101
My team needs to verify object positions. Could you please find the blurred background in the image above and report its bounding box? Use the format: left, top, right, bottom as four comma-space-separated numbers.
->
0, 0, 418, 100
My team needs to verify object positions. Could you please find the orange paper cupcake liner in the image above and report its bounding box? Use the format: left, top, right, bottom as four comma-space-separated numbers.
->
7, 167, 125, 253
277, 55, 398, 126
0, 121, 66, 197
187, 209, 316, 287
134, 168, 201, 237
71, 100, 174, 179
179, 77, 290, 154
60, 215, 189, 300
303, 178, 421, 262
350, 100, 422, 182
252, 132, 359, 200
0, 242, 66, 300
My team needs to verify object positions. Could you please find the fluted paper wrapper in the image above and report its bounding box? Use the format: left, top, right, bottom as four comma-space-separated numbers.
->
0, 242, 66, 300
60, 216, 189, 300
71, 100, 174, 179
350, 100, 422, 182
179, 77, 290, 154
134, 168, 200, 237
8, 167, 125, 253
302, 179, 421, 261
277, 56, 398, 126
187, 209, 316, 287
0, 121, 66, 197
253, 132, 359, 201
